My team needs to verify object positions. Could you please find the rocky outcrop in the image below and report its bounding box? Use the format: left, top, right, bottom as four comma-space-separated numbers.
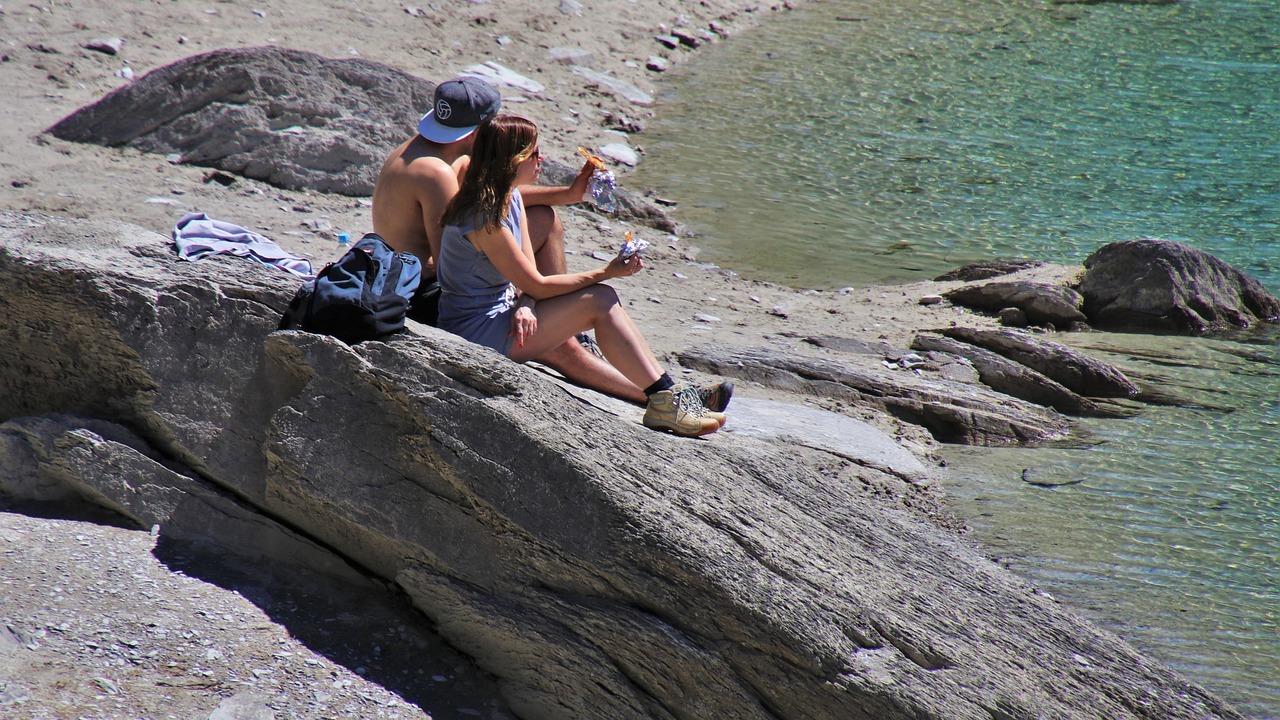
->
937, 327, 1140, 398
1080, 238, 1280, 334
910, 334, 1119, 418
944, 281, 1088, 328
0, 212, 1244, 719
46, 47, 435, 196
677, 345, 1075, 445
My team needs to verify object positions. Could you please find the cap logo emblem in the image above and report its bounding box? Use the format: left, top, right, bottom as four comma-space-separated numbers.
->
435, 100, 452, 120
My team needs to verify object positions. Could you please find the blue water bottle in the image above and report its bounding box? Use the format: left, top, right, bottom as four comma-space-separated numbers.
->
337, 232, 350, 251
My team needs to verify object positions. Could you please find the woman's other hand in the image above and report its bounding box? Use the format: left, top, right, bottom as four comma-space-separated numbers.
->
510, 304, 537, 348
604, 254, 643, 279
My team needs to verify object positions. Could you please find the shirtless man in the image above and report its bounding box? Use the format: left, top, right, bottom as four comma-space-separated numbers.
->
371, 76, 647, 403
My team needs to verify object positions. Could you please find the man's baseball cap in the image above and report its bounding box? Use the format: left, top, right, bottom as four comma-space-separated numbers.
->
417, 77, 502, 143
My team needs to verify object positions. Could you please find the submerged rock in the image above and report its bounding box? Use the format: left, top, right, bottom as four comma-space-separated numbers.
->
938, 327, 1139, 398
910, 334, 1120, 418
935, 258, 1044, 282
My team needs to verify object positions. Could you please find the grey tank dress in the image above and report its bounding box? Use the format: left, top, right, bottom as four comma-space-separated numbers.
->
437, 190, 525, 355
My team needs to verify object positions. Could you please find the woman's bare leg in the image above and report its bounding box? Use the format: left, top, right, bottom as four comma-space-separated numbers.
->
521, 204, 648, 399
536, 342, 646, 403
524, 205, 566, 275
507, 285, 663, 391
512, 286, 721, 436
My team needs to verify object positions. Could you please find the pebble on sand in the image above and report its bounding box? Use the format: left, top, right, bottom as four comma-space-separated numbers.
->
84, 37, 124, 55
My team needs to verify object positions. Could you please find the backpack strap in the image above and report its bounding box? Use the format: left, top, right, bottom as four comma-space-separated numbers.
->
277, 280, 316, 331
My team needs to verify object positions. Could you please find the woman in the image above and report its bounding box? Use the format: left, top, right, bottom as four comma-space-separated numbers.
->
437, 115, 728, 437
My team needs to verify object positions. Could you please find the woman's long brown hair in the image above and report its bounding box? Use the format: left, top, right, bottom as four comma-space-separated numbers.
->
441, 115, 538, 232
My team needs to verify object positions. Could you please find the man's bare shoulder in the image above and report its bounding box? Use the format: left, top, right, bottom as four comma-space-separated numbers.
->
406, 153, 457, 180
378, 147, 450, 180
383, 142, 454, 181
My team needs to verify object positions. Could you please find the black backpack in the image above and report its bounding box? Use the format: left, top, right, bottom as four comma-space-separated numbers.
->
279, 233, 422, 344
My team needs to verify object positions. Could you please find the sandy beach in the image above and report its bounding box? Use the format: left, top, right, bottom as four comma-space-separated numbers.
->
0, 0, 1065, 361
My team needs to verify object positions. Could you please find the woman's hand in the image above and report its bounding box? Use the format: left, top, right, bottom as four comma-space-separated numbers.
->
604, 254, 643, 279
569, 158, 596, 203
509, 303, 537, 349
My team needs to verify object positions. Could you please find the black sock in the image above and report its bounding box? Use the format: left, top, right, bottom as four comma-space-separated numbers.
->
643, 373, 675, 397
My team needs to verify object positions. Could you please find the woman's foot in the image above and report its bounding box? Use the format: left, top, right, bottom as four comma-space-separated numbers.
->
642, 384, 721, 437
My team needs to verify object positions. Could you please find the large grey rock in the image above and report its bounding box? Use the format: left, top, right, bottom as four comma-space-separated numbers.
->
1080, 238, 1280, 334
677, 346, 1074, 446
0, 211, 1244, 720
944, 281, 1088, 328
938, 327, 1140, 398
45, 47, 434, 196
725, 397, 930, 484
0, 414, 361, 580
910, 334, 1119, 418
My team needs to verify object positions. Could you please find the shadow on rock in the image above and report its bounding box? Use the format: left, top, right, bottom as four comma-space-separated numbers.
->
149, 534, 510, 720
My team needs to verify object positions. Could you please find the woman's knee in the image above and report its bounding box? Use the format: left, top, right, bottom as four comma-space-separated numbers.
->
586, 283, 620, 311
526, 205, 561, 241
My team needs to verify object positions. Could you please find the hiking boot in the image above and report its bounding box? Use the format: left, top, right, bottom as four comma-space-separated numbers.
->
683, 382, 728, 427
697, 380, 734, 413
642, 384, 721, 437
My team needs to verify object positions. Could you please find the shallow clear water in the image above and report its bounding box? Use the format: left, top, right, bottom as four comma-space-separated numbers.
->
633, 0, 1280, 291
632, 0, 1280, 715
942, 326, 1280, 716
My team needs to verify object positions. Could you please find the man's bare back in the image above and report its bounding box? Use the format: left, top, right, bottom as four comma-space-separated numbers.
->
371, 135, 471, 278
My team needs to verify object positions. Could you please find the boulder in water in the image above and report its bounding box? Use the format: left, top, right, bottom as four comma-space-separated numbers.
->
938, 327, 1139, 398
1079, 238, 1280, 334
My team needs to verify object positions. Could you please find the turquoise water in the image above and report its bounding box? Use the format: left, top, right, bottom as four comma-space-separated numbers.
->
632, 0, 1280, 715
942, 327, 1280, 717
